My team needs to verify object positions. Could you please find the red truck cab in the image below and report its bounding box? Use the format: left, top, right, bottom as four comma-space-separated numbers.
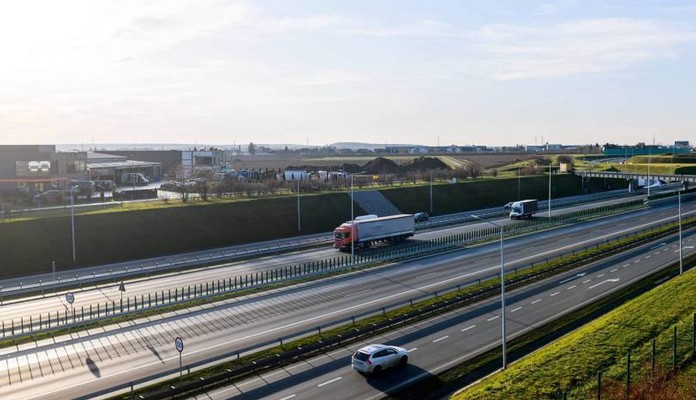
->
333, 222, 356, 249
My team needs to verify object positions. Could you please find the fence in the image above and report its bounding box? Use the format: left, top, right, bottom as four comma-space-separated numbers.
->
562, 314, 696, 400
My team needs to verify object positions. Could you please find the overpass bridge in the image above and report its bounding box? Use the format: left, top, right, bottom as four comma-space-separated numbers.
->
579, 171, 696, 183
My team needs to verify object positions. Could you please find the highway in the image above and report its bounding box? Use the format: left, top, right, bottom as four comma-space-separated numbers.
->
0, 195, 684, 336
0, 195, 655, 326
201, 231, 696, 400
0, 187, 655, 298
0, 196, 691, 399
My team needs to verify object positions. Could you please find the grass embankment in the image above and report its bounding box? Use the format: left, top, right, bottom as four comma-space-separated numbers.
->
453, 264, 696, 400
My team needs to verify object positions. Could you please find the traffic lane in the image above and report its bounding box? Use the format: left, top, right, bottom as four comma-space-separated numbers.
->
208, 232, 696, 400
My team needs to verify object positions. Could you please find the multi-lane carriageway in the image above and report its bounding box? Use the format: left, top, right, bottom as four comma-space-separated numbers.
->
205, 231, 695, 400
0, 196, 692, 399
0, 195, 655, 324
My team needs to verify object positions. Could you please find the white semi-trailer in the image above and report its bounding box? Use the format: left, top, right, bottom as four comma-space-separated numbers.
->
333, 214, 415, 250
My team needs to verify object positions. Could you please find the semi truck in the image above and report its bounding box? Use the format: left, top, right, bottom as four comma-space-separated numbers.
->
333, 214, 415, 250
508, 199, 538, 219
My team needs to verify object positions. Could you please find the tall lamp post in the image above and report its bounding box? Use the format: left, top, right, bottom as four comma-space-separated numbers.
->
679, 186, 683, 275
69, 185, 79, 262
471, 215, 507, 369
350, 172, 355, 265
547, 165, 554, 217
297, 177, 301, 232
430, 170, 434, 214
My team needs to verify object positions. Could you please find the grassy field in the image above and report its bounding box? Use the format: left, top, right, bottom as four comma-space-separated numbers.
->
453, 266, 696, 400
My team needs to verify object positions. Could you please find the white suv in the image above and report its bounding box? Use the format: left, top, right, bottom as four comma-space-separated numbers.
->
351, 344, 408, 375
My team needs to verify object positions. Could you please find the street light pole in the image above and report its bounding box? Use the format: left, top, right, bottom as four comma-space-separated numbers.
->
70, 188, 76, 262
471, 215, 507, 369
548, 166, 552, 217
351, 173, 355, 265
297, 178, 301, 231
430, 170, 433, 214
517, 167, 521, 200
679, 187, 683, 275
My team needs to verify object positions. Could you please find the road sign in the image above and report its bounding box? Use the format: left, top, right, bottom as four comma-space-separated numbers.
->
175, 336, 184, 378
118, 281, 126, 292
65, 292, 75, 304
175, 337, 184, 353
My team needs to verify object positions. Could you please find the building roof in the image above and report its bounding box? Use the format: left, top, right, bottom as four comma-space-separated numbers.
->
87, 159, 161, 169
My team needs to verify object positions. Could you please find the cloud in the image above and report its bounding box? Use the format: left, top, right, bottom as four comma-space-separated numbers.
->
473, 18, 696, 80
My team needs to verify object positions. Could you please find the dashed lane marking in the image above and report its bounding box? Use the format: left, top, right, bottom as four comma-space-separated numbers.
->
461, 325, 476, 332
433, 336, 449, 343
318, 377, 342, 387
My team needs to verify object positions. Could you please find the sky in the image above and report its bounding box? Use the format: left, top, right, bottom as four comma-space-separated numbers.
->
1, 0, 695, 147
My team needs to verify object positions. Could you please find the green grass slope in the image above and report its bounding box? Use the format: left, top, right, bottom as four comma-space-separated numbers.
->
453, 266, 696, 400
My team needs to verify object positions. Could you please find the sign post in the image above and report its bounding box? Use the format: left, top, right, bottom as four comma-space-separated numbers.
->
118, 281, 126, 301
175, 336, 184, 379
65, 292, 75, 322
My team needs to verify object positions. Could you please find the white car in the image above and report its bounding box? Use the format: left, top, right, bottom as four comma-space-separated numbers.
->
351, 344, 408, 375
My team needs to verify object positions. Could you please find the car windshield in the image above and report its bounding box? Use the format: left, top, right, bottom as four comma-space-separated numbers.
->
334, 232, 345, 239
353, 352, 370, 361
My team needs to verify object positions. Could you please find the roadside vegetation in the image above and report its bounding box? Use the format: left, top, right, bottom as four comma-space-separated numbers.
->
453, 262, 696, 400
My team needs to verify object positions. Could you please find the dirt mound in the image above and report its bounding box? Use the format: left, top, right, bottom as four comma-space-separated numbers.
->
400, 156, 450, 172
288, 157, 450, 175
362, 157, 399, 174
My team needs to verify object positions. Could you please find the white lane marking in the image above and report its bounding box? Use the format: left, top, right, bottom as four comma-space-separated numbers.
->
408, 347, 418, 352
634, 259, 640, 263
487, 315, 500, 321
588, 279, 620, 289
686, 246, 695, 249
597, 273, 605, 278
567, 285, 577, 290
510, 307, 523, 313
461, 325, 476, 332
433, 336, 449, 343
318, 377, 342, 387
280, 395, 297, 400
622, 264, 630, 268
650, 243, 666, 249
531, 299, 542, 304
550, 292, 560, 297
582, 279, 592, 284
559, 273, 586, 284
610, 269, 618, 273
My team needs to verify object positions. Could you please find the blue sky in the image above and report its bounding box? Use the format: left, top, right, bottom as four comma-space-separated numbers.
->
0, 0, 694, 146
